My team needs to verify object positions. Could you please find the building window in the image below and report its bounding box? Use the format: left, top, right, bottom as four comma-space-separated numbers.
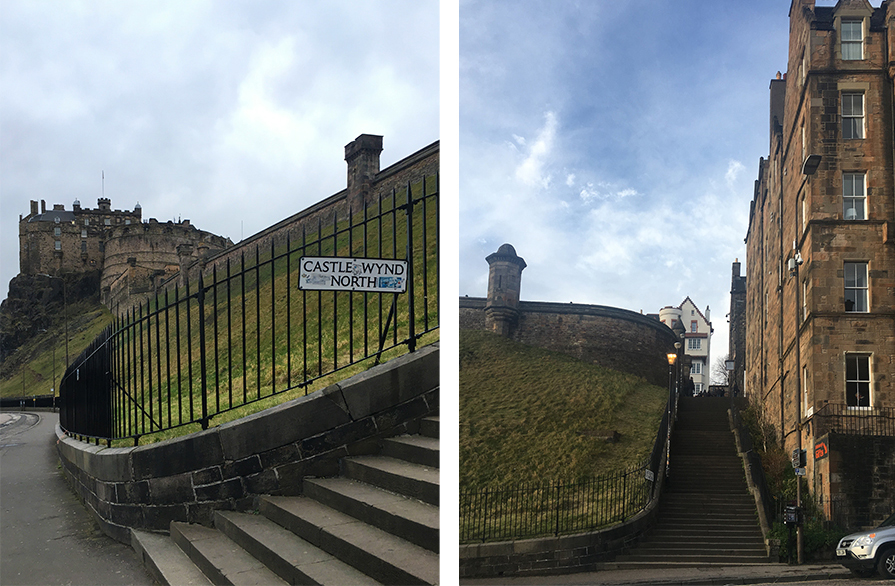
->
125, 219, 131, 225
84, 219, 89, 226
694, 383, 703, 394
81, 230, 87, 238
104, 218, 111, 226
842, 93, 864, 139
844, 262, 868, 312
692, 361, 702, 375
690, 320, 698, 333
687, 338, 702, 351
81, 241, 87, 253
803, 366, 810, 416
54, 227, 61, 237
841, 19, 863, 60
843, 173, 866, 220
845, 354, 871, 408
54, 240, 61, 250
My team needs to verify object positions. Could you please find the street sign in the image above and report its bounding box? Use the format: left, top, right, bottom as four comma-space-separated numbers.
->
644, 469, 655, 482
795, 467, 806, 476
298, 257, 407, 293
814, 437, 829, 461
791, 448, 806, 468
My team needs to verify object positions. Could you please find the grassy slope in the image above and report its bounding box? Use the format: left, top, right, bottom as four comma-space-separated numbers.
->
0, 301, 113, 398
460, 329, 667, 488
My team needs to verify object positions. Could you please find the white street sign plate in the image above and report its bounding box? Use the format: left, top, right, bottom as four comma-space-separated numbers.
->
298, 257, 407, 293
795, 467, 806, 476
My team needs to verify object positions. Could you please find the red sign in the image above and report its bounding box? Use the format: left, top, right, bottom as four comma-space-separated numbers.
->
814, 438, 829, 461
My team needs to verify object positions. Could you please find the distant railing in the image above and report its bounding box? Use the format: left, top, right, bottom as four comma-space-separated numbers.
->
60, 176, 438, 444
811, 403, 895, 438
460, 410, 668, 543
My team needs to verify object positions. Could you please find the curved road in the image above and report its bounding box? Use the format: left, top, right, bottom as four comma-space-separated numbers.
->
0, 411, 152, 586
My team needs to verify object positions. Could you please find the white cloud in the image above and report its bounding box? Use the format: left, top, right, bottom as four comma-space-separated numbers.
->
514, 111, 557, 188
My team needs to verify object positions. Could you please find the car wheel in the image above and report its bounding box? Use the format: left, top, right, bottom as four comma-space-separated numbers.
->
878, 546, 895, 579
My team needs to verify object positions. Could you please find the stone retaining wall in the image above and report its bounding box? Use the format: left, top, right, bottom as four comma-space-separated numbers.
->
56, 344, 439, 544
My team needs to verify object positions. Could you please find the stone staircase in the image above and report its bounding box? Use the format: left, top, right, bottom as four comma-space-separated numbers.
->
132, 415, 439, 585
616, 397, 769, 567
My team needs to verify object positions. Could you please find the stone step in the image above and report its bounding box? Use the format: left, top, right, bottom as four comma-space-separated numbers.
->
342, 455, 439, 506
382, 434, 440, 468
131, 529, 212, 586
170, 521, 287, 585
616, 550, 770, 563
420, 415, 439, 439
213, 510, 380, 585
304, 476, 439, 552
260, 495, 439, 585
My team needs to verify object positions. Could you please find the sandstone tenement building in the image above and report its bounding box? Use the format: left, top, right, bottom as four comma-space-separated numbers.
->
745, 0, 894, 526
459, 243, 683, 389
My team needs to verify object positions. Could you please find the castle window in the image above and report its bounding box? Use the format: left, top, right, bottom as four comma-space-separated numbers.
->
841, 19, 863, 60
81, 241, 87, 253
844, 261, 868, 312
54, 240, 61, 250
841, 93, 864, 139
54, 227, 61, 237
125, 219, 131, 225
843, 173, 865, 220
845, 353, 871, 408
81, 230, 88, 238
104, 218, 111, 226
84, 219, 89, 226
54, 216, 60, 224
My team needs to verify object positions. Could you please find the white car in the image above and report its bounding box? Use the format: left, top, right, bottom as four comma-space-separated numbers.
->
836, 512, 895, 579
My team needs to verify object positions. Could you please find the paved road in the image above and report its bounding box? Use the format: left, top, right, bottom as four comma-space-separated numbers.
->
0, 411, 153, 586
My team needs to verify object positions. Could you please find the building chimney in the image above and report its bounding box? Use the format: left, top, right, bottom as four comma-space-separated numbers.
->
344, 134, 383, 211
41, 200, 46, 214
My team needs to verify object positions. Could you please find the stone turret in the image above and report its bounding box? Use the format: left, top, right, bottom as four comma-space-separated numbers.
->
484, 243, 526, 336
345, 134, 383, 211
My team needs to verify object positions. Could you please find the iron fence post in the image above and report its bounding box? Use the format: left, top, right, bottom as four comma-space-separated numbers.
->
198, 272, 209, 430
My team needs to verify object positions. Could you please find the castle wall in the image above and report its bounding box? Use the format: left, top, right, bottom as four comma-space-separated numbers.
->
101, 219, 231, 310
171, 140, 439, 292
460, 297, 678, 388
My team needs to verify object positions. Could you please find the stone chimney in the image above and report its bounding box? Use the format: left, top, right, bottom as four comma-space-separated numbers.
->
344, 134, 383, 211
485, 243, 527, 336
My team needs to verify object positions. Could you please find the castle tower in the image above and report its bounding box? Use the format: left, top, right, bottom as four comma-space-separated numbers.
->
484, 243, 526, 336
344, 134, 383, 211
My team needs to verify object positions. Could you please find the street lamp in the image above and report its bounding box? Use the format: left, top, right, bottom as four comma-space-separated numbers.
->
791, 154, 820, 565
666, 351, 678, 482
726, 359, 735, 408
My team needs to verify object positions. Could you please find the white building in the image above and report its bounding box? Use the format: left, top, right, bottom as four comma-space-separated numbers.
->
659, 297, 713, 395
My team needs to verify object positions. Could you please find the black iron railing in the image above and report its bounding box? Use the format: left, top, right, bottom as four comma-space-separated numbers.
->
460, 410, 668, 543
811, 403, 895, 438
460, 463, 653, 543
60, 176, 438, 444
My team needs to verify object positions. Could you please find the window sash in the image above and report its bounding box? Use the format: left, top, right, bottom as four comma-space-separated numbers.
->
842, 93, 864, 139
845, 354, 871, 407
841, 20, 863, 60
843, 173, 866, 220
844, 262, 868, 312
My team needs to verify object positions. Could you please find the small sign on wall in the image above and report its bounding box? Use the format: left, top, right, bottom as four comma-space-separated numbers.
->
298, 257, 407, 293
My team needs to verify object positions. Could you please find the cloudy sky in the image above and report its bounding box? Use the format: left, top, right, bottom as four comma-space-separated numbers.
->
0, 0, 439, 296
458, 0, 833, 376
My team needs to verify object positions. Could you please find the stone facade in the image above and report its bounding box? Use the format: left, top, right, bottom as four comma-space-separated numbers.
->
730, 260, 747, 397
745, 0, 895, 526
460, 244, 681, 388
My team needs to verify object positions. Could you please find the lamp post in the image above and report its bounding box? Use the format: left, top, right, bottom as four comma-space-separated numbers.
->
666, 351, 678, 482
791, 154, 819, 565
726, 359, 735, 409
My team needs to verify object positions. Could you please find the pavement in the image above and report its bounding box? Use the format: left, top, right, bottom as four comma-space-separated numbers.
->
461, 562, 858, 586
0, 410, 153, 586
